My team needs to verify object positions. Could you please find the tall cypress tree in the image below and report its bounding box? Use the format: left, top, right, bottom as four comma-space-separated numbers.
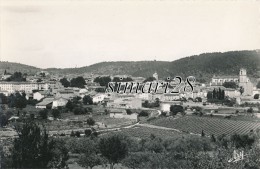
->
213, 89, 216, 99
218, 88, 222, 100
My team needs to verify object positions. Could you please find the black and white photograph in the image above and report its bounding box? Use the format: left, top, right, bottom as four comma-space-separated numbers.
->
0, 0, 260, 168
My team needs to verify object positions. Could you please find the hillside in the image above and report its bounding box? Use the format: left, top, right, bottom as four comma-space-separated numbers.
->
0, 50, 259, 82
0, 61, 40, 75
47, 50, 260, 82
167, 50, 260, 82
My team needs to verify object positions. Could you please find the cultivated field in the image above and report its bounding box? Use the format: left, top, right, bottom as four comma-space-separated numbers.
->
115, 126, 187, 139
149, 116, 260, 136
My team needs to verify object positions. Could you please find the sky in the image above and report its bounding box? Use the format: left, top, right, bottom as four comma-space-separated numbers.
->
0, 0, 259, 68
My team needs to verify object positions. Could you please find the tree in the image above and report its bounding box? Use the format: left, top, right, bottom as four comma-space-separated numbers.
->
195, 97, 202, 102
39, 109, 48, 120
87, 118, 95, 126
154, 98, 160, 107
126, 109, 132, 115
0, 114, 8, 127
99, 134, 129, 169
240, 86, 244, 95
223, 81, 238, 89
83, 95, 93, 105
0, 93, 8, 104
143, 77, 156, 83
122, 152, 150, 169
77, 138, 102, 169
48, 138, 69, 169
210, 134, 216, 142
14, 92, 27, 109
37, 78, 43, 82
247, 107, 253, 114
201, 130, 205, 137
52, 109, 61, 119
12, 121, 68, 168
70, 76, 86, 88
213, 89, 216, 99
6, 72, 26, 82
170, 105, 184, 115
139, 110, 149, 117
94, 76, 112, 87
257, 81, 260, 89
66, 100, 75, 111
85, 129, 92, 137
207, 91, 213, 99
254, 94, 259, 99
78, 154, 102, 169
112, 77, 133, 82
60, 78, 70, 88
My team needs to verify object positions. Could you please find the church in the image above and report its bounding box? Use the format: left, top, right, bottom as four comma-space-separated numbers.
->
238, 68, 254, 96
211, 68, 254, 96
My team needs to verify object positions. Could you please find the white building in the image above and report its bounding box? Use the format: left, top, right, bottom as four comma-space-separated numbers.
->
109, 109, 139, 122
93, 94, 107, 104
224, 88, 240, 98
107, 98, 142, 109
33, 91, 50, 101
52, 97, 68, 108
211, 75, 239, 86
0, 82, 48, 94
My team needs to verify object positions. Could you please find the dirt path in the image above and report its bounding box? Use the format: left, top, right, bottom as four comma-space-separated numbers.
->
137, 123, 182, 133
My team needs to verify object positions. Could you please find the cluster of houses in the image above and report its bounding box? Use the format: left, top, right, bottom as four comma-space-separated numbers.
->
0, 68, 259, 120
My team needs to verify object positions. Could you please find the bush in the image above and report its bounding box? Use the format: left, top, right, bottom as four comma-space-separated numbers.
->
170, 105, 184, 116
52, 109, 61, 119
254, 94, 259, 99
39, 109, 48, 120
160, 111, 167, 116
85, 129, 92, 137
195, 97, 202, 102
126, 109, 132, 115
70, 131, 75, 137
75, 131, 81, 137
139, 111, 149, 117
87, 118, 95, 126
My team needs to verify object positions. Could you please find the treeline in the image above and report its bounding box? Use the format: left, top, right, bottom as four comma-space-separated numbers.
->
5, 72, 26, 82
93, 76, 134, 87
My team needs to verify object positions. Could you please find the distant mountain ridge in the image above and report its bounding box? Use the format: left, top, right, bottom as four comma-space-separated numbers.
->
1, 50, 259, 82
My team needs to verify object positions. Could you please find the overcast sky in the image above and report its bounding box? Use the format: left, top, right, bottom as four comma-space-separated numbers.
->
0, 0, 259, 68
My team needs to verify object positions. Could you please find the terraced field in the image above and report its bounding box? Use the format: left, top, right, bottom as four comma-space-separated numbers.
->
116, 126, 187, 139
150, 116, 260, 136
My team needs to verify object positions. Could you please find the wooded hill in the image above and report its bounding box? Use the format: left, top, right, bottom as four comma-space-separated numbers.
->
1, 50, 259, 82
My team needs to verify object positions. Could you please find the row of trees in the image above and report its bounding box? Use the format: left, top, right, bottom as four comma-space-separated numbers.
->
207, 88, 225, 100
93, 76, 134, 87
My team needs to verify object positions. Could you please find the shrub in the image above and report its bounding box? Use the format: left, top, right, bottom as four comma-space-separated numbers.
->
254, 94, 259, 99
139, 111, 149, 117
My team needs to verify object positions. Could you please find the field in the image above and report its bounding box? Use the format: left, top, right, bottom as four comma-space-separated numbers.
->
149, 116, 260, 136
114, 126, 187, 139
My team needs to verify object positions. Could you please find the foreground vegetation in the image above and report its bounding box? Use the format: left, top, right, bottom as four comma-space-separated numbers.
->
1, 119, 260, 169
